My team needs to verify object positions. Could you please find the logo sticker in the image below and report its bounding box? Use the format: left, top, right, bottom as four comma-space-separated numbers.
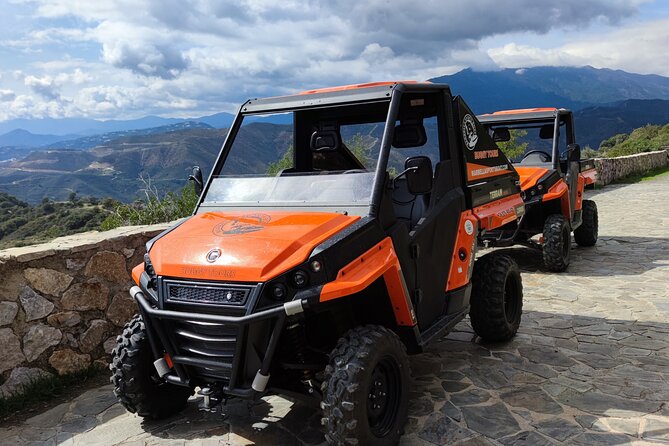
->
213, 213, 272, 236
464, 219, 474, 236
206, 248, 221, 263
462, 114, 479, 150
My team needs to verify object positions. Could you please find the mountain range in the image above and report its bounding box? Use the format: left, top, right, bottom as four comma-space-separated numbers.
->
429, 66, 669, 113
2, 65, 669, 204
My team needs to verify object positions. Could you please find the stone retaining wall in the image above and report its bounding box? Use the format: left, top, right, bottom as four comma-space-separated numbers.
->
594, 149, 669, 186
0, 223, 170, 397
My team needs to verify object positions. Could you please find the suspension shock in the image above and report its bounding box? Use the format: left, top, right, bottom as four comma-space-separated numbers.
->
285, 320, 313, 382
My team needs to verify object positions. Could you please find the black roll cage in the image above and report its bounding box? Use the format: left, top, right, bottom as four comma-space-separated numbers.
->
193, 82, 454, 219
478, 109, 576, 171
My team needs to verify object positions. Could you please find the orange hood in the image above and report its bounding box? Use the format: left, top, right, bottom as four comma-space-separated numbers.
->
515, 166, 550, 190
149, 211, 360, 282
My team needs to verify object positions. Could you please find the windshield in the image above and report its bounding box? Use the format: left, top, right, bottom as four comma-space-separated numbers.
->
483, 119, 568, 163
202, 102, 390, 210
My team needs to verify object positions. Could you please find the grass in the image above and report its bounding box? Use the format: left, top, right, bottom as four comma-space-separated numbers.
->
610, 164, 669, 184
0, 364, 108, 423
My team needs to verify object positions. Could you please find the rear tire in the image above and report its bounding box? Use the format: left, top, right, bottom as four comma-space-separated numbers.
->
321, 325, 410, 446
574, 200, 598, 246
110, 315, 192, 419
543, 214, 571, 272
470, 253, 523, 342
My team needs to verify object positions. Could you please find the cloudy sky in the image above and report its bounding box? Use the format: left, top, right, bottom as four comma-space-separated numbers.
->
0, 0, 667, 121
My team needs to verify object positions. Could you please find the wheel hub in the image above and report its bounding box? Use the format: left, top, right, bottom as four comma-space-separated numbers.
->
366, 356, 401, 437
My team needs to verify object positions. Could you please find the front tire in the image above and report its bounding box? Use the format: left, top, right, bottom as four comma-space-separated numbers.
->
543, 214, 571, 272
470, 253, 523, 341
574, 200, 598, 246
321, 325, 410, 446
110, 315, 192, 419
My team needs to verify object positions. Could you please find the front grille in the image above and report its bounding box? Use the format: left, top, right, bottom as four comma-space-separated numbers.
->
171, 320, 239, 381
164, 281, 251, 306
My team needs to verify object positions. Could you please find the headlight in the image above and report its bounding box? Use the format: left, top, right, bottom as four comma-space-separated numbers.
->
271, 284, 287, 300
292, 270, 309, 288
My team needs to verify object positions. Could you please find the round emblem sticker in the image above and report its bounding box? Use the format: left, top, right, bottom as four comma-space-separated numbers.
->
462, 114, 479, 150
464, 219, 474, 236
206, 248, 221, 263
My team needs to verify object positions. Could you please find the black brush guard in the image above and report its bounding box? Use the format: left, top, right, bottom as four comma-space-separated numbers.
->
131, 285, 308, 399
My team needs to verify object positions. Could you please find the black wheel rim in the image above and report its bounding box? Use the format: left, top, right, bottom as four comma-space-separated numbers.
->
367, 356, 401, 437
504, 274, 520, 323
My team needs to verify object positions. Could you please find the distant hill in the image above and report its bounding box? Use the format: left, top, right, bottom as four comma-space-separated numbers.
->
431, 66, 669, 114
575, 99, 669, 149
0, 123, 294, 203
44, 121, 214, 150
0, 112, 236, 137
0, 129, 73, 147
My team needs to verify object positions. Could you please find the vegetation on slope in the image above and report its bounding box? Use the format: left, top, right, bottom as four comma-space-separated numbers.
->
0, 192, 117, 249
597, 123, 669, 157
100, 181, 198, 230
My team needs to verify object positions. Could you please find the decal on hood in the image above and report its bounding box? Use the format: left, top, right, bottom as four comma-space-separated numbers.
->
213, 213, 272, 236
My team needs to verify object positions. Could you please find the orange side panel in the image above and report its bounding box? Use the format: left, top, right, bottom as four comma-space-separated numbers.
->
514, 166, 550, 190
582, 168, 597, 185
542, 180, 570, 216
151, 211, 359, 282
446, 211, 478, 291
319, 238, 416, 327
466, 162, 515, 182
575, 175, 585, 211
299, 80, 418, 95
132, 263, 143, 286
473, 194, 525, 231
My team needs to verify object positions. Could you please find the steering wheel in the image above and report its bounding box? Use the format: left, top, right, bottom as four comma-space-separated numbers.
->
521, 150, 552, 162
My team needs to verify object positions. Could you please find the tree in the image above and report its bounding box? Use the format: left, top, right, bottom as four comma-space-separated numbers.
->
266, 145, 294, 176
496, 129, 528, 161
346, 133, 372, 168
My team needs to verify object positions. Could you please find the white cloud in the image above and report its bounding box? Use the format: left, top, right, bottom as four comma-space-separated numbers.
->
0, 0, 658, 120
0, 90, 16, 102
24, 75, 60, 99
488, 17, 669, 76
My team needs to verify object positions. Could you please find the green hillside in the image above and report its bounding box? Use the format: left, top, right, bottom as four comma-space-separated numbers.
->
0, 192, 116, 249
596, 123, 669, 157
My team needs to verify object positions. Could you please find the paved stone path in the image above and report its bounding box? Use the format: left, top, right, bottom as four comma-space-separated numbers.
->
1, 174, 668, 445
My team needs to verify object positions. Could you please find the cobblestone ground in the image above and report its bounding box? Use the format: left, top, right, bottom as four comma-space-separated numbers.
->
1, 175, 668, 446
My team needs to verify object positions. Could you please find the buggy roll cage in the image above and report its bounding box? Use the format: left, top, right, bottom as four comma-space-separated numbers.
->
193, 82, 454, 219
478, 108, 576, 171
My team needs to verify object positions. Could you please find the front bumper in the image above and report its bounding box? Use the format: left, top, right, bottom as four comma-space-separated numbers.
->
131, 285, 308, 399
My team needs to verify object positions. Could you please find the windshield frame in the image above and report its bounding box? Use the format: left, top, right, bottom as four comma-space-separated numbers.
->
194, 83, 450, 217
195, 95, 401, 216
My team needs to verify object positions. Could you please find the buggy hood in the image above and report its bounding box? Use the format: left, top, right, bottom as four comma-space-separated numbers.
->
149, 211, 359, 282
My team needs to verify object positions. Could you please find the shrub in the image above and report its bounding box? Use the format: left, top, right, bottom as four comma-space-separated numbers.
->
100, 178, 199, 230
599, 123, 669, 157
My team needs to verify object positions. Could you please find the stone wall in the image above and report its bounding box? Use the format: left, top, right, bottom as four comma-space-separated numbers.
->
0, 223, 170, 397
594, 149, 669, 186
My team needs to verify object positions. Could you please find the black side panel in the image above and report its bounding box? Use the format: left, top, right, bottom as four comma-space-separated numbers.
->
452, 96, 520, 208
410, 188, 466, 330
310, 217, 386, 282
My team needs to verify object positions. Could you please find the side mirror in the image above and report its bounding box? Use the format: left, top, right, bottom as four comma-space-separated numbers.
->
405, 156, 433, 195
567, 143, 581, 162
493, 127, 511, 142
189, 165, 204, 195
